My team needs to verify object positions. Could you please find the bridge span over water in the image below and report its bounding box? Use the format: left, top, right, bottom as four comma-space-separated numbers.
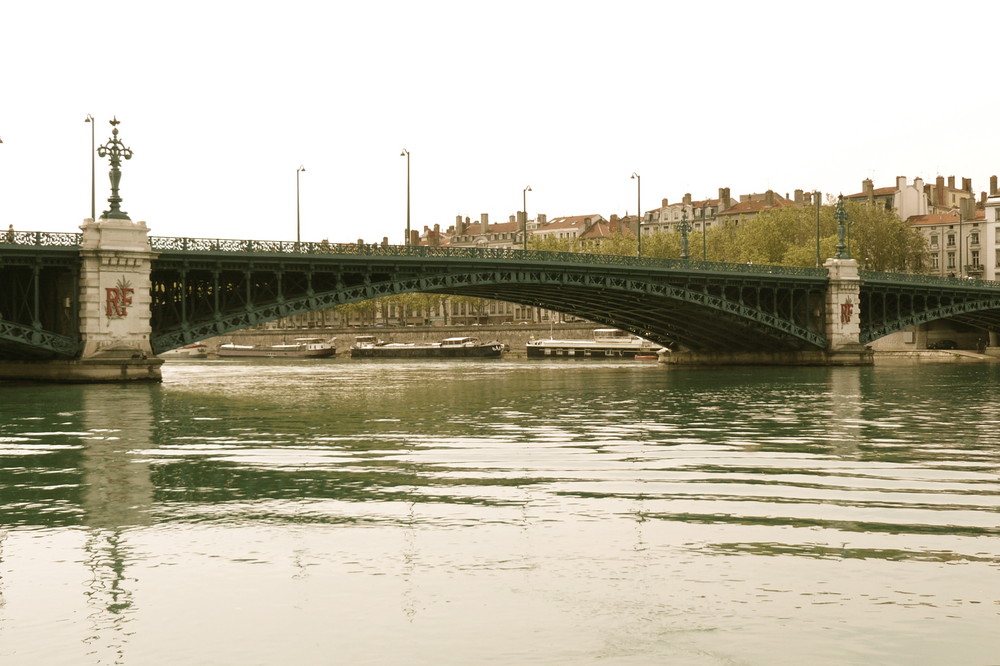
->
3, 219, 1000, 380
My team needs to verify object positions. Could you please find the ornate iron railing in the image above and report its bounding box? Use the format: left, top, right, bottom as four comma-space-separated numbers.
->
0, 231, 83, 247
147, 235, 827, 277
860, 269, 1000, 289
16, 231, 1000, 285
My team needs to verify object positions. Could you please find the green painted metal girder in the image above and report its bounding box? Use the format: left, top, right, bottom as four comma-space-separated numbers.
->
859, 276, 1000, 343
150, 258, 827, 353
0, 319, 79, 359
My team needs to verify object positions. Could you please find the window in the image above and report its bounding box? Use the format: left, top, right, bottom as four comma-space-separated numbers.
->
970, 232, 980, 245
947, 252, 956, 269
971, 250, 980, 266
947, 234, 956, 247
932, 254, 940, 269
930, 234, 938, 247
995, 248, 1000, 268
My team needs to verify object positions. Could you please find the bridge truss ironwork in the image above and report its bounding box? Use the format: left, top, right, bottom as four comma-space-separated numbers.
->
859, 270, 1000, 344
147, 238, 831, 355
0, 232, 82, 359
7, 232, 1000, 359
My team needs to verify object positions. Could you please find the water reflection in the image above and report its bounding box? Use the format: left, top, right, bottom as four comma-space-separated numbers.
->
1, 361, 999, 664
78, 385, 157, 665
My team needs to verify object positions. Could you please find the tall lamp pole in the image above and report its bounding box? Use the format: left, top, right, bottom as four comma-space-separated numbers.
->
296, 165, 305, 244
701, 201, 707, 261
631, 172, 641, 257
522, 185, 532, 251
401, 149, 410, 246
85, 115, 95, 220
680, 208, 690, 260
814, 191, 821, 267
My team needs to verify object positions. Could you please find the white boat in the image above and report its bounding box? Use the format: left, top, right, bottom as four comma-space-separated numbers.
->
217, 337, 336, 358
525, 328, 663, 359
159, 342, 209, 359
350, 336, 505, 359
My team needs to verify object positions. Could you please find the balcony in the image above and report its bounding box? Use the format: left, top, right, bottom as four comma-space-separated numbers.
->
964, 264, 985, 276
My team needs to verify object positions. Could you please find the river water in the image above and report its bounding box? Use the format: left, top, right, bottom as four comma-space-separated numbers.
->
0, 358, 998, 665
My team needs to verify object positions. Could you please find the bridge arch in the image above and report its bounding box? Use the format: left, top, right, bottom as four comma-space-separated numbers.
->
859, 272, 1000, 344
149, 256, 829, 354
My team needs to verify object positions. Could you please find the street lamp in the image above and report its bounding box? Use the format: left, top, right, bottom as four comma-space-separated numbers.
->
296, 165, 305, 244
522, 185, 532, 251
631, 172, 641, 257
814, 191, 821, 267
680, 208, 690, 260
701, 200, 707, 261
85, 114, 95, 220
401, 149, 410, 246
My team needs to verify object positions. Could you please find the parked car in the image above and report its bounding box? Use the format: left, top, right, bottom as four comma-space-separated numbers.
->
927, 339, 957, 350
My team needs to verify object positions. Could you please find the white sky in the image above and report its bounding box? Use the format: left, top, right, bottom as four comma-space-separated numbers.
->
1, 0, 997, 244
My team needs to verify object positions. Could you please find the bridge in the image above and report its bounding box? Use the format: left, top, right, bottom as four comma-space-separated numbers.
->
4, 218, 1000, 381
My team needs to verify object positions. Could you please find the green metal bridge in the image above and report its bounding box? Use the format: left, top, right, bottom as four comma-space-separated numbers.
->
4, 230, 1000, 360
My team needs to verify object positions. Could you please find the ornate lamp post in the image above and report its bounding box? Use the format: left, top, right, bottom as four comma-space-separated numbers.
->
834, 195, 849, 259
680, 208, 690, 261
522, 185, 532, 250
400, 149, 410, 246
85, 115, 95, 220
96, 117, 133, 220
631, 172, 641, 257
296, 165, 305, 244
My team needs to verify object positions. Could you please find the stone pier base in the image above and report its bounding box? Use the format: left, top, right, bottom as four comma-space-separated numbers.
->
0, 354, 163, 383
659, 348, 874, 367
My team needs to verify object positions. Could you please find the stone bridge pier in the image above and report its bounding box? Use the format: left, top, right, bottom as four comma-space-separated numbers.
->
0, 219, 163, 382
822, 256, 873, 364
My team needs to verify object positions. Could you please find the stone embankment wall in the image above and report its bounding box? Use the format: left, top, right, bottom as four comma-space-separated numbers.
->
202, 323, 598, 357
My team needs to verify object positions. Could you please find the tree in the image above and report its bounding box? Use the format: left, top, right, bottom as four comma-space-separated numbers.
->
528, 235, 577, 253
842, 201, 928, 272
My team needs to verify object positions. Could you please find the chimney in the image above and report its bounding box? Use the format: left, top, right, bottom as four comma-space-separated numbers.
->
863, 178, 874, 204
408, 230, 419, 246
683, 193, 692, 206
537, 213, 547, 225
947, 176, 956, 189
509, 214, 516, 223
960, 199, 975, 221
803, 192, 812, 206
740, 194, 750, 203
383, 237, 390, 247
719, 187, 731, 210
480, 213, 489, 234
765, 190, 775, 206
455, 215, 464, 234
610, 214, 619, 223
935, 176, 945, 207
962, 177, 972, 193
794, 189, 803, 205
982, 192, 988, 205
991, 175, 998, 195
661, 198, 669, 207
